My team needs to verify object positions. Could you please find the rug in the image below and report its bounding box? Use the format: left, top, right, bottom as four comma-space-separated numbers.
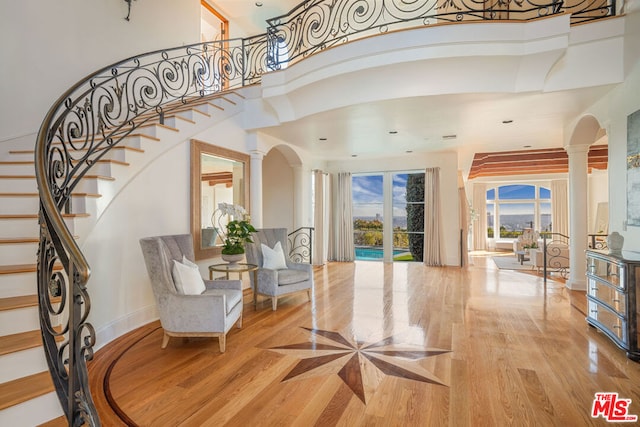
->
492, 255, 535, 271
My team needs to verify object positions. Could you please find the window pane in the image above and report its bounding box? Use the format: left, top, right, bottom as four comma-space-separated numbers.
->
487, 203, 495, 237
395, 172, 424, 262
487, 188, 495, 200
499, 202, 534, 237
539, 186, 551, 199
540, 202, 551, 231
498, 184, 535, 200
393, 231, 421, 261
353, 174, 384, 254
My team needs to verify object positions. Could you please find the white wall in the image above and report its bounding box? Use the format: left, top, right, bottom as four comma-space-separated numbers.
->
262, 148, 295, 230
0, 0, 201, 145
585, 7, 640, 252
327, 151, 460, 266
82, 141, 191, 346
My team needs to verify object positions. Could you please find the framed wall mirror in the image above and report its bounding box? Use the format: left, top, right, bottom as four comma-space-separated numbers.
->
191, 139, 250, 260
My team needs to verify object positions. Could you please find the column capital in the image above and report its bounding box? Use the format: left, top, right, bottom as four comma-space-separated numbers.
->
249, 149, 266, 160
564, 144, 591, 155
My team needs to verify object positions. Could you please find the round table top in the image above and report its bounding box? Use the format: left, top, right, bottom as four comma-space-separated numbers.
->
208, 262, 258, 273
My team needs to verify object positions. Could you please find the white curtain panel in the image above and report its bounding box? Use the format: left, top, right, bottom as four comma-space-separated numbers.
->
458, 177, 469, 267
472, 183, 487, 250
423, 167, 443, 266
312, 169, 325, 266
551, 179, 569, 237
329, 172, 355, 261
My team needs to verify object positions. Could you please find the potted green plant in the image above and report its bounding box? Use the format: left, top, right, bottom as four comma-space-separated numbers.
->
216, 203, 256, 263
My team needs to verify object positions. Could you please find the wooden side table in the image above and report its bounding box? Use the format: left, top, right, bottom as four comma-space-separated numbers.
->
208, 263, 259, 307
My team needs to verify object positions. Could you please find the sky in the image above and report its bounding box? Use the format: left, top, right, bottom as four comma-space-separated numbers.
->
352, 173, 419, 218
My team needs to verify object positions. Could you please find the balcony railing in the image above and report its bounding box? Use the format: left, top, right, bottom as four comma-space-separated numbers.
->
33, 1, 615, 424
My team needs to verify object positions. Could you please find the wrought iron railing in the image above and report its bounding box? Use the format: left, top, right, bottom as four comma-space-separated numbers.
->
34, 37, 270, 426
266, 0, 615, 69
588, 233, 609, 250
288, 227, 314, 263
33, 1, 615, 424
539, 232, 570, 283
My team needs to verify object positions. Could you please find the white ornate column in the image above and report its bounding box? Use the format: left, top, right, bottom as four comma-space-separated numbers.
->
250, 150, 265, 228
566, 144, 590, 290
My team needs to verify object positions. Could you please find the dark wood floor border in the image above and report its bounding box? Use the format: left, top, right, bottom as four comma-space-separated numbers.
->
88, 321, 163, 426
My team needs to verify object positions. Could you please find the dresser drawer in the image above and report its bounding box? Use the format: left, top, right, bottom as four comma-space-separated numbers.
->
588, 299, 627, 344
587, 256, 625, 289
587, 278, 627, 315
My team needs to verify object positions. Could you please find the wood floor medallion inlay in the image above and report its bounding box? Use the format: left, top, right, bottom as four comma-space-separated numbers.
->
268, 327, 450, 403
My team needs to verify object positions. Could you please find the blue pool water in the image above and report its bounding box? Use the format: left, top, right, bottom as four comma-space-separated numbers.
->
355, 247, 405, 260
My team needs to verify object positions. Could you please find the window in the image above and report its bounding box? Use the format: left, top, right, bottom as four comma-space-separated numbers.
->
486, 184, 551, 239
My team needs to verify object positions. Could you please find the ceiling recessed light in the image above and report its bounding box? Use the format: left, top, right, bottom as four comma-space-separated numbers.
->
351, 154, 358, 157
406, 150, 413, 153
318, 137, 327, 141
523, 145, 532, 148
255, 2, 263, 7
442, 134, 457, 140
389, 130, 398, 134
502, 120, 513, 124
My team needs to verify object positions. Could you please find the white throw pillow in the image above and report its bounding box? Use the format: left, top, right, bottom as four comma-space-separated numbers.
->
182, 255, 198, 269
172, 259, 206, 295
261, 241, 288, 270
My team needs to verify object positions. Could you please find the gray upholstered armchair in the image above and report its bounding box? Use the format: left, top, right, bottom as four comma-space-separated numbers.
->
139, 234, 243, 352
245, 228, 313, 311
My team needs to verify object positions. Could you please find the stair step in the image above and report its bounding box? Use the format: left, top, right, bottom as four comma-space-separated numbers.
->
0, 213, 90, 220
0, 295, 61, 312
0, 264, 61, 275
0, 329, 62, 357
0, 371, 54, 411
38, 416, 67, 427
0, 237, 39, 244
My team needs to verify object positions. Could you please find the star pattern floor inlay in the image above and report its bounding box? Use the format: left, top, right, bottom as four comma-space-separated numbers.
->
268, 327, 451, 403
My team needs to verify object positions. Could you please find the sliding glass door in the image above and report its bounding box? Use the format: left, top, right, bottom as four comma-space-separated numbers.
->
353, 171, 424, 262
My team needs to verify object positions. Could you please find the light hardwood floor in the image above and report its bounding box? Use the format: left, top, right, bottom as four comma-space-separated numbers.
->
88, 253, 640, 426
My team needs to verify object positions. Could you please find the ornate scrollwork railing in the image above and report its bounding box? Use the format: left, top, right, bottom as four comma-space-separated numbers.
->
588, 233, 609, 250
34, 2, 615, 424
35, 37, 270, 426
288, 227, 314, 264
539, 232, 570, 283
266, 0, 614, 69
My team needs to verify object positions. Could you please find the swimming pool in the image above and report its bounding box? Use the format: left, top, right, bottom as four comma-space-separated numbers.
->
355, 247, 406, 260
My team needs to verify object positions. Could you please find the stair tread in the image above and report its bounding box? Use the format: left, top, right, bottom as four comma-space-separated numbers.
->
10, 145, 145, 154
0, 213, 90, 219
0, 159, 129, 167
0, 237, 39, 244
38, 416, 67, 427
0, 192, 101, 198
0, 329, 63, 356
0, 295, 39, 311
0, 174, 115, 181
0, 371, 54, 411
0, 263, 62, 275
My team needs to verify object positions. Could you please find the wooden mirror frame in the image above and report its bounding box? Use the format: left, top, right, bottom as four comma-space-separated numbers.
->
191, 139, 250, 260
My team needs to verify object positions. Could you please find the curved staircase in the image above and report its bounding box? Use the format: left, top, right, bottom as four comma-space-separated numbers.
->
0, 92, 245, 426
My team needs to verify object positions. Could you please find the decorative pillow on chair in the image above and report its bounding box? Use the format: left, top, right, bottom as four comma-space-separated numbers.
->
261, 241, 288, 270
172, 258, 206, 295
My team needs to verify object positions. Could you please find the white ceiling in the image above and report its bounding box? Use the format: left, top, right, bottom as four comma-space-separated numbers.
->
208, 1, 613, 166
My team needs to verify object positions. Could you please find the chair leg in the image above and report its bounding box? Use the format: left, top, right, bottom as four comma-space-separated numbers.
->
237, 310, 243, 328
161, 332, 170, 349
218, 334, 226, 353
272, 297, 278, 311
307, 289, 311, 301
